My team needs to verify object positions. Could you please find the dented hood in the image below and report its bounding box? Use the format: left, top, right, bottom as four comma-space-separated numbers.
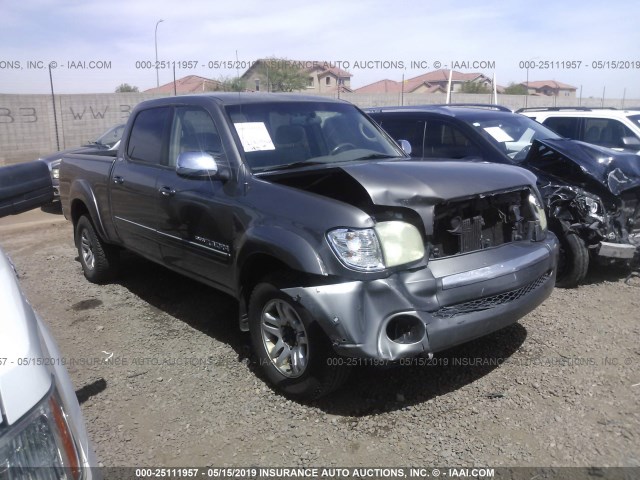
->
339, 160, 537, 205
521, 139, 640, 197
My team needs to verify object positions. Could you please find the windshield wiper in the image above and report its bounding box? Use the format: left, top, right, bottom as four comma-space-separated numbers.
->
261, 160, 326, 172
259, 154, 398, 173
352, 153, 398, 161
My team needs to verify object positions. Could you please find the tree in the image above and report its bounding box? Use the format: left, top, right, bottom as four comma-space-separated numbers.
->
223, 76, 246, 92
258, 58, 308, 92
459, 81, 491, 94
207, 76, 246, 92
503, 82, 529, 95
115, 83, 139, 93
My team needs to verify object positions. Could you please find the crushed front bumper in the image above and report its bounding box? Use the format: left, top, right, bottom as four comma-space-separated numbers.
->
283, 234, 558, 360
597, 241, 638, 260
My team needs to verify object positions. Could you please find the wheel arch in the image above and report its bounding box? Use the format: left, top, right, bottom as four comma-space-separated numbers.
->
68, 180, 109, 241
236, 252, 307, 332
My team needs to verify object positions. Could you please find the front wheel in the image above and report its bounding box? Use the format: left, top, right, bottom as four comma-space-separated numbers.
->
75, 215, 119, 283
248, 278, 349, 399
555, 231, 589, 288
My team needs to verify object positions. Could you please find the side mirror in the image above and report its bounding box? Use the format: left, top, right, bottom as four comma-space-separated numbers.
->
398, 139, 412, 155
621, 136, 640, 147
176, 151, 230, 181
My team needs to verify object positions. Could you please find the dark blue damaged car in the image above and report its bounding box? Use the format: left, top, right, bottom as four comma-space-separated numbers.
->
367, 105, 640, 288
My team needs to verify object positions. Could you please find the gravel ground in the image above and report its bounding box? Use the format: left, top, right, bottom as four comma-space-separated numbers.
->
1, 212, 639, 468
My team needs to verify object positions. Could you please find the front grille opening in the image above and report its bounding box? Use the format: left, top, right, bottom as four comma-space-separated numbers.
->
432, 271, 552, 319
430, 189, 537, 258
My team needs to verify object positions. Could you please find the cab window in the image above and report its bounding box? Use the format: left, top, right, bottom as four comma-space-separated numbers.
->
127, 107, 171, 165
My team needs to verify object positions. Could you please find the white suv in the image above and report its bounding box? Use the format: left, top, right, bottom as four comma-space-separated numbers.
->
517, 107, 640, 153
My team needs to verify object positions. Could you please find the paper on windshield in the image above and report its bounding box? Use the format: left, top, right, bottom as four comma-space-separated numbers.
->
234, 122, 275, 152
484, 126, 514, 143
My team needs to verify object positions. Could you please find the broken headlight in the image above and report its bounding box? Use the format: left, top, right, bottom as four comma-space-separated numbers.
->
529, 193, 548, 233
327, 221, 424, 272
579, 194, 604, 218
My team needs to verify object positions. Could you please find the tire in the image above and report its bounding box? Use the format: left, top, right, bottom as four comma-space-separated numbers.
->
248, 277, 349, 399
555, 231, 589, 288
75, 215, 119, 283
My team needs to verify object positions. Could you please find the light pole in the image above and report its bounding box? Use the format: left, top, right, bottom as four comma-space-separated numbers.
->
525, 66, 529, 108
525, 56, 540, 108
155, 19, 164, 87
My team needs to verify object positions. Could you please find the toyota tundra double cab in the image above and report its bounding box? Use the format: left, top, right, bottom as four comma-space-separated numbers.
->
59, 94, 558, 398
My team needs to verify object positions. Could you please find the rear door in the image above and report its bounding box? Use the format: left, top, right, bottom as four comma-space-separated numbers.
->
110, 106, 172, 261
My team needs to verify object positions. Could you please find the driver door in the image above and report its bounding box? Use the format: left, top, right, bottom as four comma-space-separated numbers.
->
156, 106, 235, 290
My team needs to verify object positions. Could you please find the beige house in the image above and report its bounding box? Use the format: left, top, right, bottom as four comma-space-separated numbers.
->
520, 80, 577, 97
241, 59, 352, 93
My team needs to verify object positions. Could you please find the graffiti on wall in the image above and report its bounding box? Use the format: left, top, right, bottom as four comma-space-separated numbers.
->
0, 107, 38, 124
0, 104, 133, 124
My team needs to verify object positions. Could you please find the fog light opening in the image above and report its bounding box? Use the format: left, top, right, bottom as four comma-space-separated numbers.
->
385, 315, 425, 345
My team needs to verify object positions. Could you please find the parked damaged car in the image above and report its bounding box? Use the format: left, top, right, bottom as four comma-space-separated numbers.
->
367, 105, 640, 287
59, 94, 558, 398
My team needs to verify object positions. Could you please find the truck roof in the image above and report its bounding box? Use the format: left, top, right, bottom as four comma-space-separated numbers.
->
136, 92, 348, 108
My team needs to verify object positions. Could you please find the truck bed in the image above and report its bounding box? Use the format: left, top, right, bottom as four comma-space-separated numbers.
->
59, 152, 117, 237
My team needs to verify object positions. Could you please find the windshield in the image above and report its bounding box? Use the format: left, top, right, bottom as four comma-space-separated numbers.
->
94, 124, 125, 148
225, 101, 403, 172
629, 114, 640, 128
466, 113, 561, 162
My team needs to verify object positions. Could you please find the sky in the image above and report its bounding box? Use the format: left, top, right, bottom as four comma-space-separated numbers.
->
1, 0, 639, 99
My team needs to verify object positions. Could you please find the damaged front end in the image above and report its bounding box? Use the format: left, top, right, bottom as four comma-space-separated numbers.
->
523, 139, 640, 265
540, 183, 639, 262
272, 161, 558, 361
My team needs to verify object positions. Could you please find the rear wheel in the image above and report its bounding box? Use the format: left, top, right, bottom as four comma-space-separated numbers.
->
75, 215, 119, 283
248, 277, 349, 399
555, 231, 589, 288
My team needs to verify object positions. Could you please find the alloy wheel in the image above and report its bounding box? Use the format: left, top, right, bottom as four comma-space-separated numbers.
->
260, 299, 309, 378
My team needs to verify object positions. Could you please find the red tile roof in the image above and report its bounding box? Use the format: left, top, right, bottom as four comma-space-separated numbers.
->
309, 63, 352, 78
355, 69, 490, 94
144, 75, 222, 94
354, 79, 404, 94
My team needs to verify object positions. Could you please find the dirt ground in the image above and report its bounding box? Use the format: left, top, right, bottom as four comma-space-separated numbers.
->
1, 210, 639, 468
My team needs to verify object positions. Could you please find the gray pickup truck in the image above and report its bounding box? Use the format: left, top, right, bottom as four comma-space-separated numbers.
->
60, 93, 558, 398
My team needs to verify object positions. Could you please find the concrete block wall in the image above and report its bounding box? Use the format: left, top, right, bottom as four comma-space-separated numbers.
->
0, 94, 57, 165
1, 92, 639, 165
0, 93, 164, 165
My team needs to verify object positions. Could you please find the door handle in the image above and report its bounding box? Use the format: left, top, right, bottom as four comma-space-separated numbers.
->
113, 176, 124, 185
159, 186, 176, 197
